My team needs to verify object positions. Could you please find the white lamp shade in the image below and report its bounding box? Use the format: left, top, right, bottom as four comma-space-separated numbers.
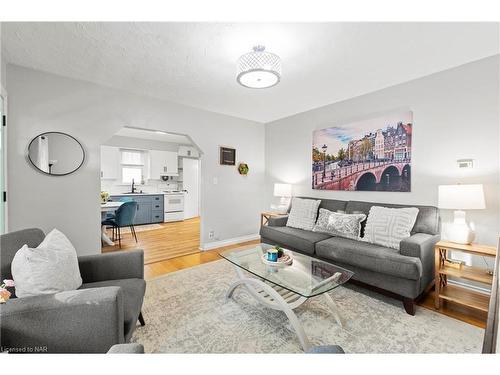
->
438, 184, 485, 210
273, 183, 292, 197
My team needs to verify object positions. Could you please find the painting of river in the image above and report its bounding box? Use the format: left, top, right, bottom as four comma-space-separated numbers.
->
312, 111, 412, 191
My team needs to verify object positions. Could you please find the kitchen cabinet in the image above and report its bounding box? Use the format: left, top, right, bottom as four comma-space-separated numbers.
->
109, 194, 164, 225
149, 150, 178, 178
178, 145, 199, 158
100, 145, 120, 179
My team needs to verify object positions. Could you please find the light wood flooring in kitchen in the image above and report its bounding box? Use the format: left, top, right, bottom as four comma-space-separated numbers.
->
102, 217, 202, 264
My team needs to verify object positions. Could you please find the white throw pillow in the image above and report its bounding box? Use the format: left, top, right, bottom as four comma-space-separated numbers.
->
286, 197, 321, 231
11, 229, 83, 298
362, 206, 419, 250
313, 208, 366, 240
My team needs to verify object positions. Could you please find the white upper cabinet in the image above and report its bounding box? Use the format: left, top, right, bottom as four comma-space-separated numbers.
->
100, 145, 120, 179
178, 145, 199, 158
149, 150, 178, 178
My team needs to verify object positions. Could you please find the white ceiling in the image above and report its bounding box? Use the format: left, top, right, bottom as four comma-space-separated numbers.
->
2, 22, 498, 123
115, 127, 192, 145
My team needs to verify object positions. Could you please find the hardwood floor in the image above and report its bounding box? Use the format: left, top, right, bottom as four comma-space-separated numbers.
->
102, 217, 201, 264
143, 239, 260, 280
103, 219, 487, 328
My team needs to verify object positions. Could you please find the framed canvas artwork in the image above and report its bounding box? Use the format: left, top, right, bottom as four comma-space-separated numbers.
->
219, 146, 236, 166
312, 110, 412, 192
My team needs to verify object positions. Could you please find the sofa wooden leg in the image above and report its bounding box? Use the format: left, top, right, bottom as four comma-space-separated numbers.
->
403, 298, 416, 315
138, 312, 145, 326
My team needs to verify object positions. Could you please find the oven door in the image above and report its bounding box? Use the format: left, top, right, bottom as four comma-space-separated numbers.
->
164, 195, 184, 212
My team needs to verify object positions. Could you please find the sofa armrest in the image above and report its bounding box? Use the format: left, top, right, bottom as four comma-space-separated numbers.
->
400, 233, 440, 293
0, 287, 124, 353
400, 233, 440, 259
267, 215, 289, 227
78, 249, 144, 283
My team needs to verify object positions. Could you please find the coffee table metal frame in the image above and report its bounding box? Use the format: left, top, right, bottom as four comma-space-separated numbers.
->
225, 263, 344, 352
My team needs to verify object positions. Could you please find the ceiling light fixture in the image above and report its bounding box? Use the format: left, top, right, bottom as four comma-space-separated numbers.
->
236, 45, 281, 89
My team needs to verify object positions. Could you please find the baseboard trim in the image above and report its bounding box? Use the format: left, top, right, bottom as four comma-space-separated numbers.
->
200, 234, 260, 251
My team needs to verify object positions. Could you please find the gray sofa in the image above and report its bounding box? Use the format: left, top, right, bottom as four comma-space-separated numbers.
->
0, 228, 146, 353
260, 198, 440, 315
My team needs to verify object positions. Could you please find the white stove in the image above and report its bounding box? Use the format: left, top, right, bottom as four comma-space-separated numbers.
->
163, 191, 185, 222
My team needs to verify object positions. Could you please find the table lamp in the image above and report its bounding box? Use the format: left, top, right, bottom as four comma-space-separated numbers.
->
438, 184, 485, 244
273, 183, 292, 213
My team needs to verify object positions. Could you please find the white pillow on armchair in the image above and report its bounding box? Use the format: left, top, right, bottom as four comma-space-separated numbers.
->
11, 229, 83, 298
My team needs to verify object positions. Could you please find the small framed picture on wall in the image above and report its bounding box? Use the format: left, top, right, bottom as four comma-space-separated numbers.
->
219, 146, 236, 165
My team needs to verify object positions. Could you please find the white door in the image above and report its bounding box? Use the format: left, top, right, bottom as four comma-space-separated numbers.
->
182, 158, 199, 219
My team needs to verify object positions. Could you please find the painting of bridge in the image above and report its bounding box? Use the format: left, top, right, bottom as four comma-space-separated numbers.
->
312, 111, 412, 192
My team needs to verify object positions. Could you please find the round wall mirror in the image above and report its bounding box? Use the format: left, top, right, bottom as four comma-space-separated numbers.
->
27, 132, 85, 176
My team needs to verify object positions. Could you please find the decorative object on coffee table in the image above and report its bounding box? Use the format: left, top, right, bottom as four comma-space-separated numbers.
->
438, 184, 485, 244
435, 240, 496, 313
219, 146, 236, 165
219, 243, 353, 351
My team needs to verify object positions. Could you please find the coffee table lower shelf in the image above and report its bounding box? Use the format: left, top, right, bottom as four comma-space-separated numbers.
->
225, 265, 343, 352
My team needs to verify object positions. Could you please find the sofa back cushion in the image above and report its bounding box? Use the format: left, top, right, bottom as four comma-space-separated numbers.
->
0, 228, 45, 282
286, 197, 321, 231
346, 200, 440, 235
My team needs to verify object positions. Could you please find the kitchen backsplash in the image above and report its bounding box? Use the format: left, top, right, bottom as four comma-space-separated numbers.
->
101, 179, 180, 194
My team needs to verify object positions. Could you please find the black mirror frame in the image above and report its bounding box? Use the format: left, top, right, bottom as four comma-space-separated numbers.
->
27, 131, 86, 176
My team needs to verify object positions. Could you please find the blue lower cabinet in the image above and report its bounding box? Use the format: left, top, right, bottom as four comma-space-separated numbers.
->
110, 195, 164, 225
151, 210, 164, 223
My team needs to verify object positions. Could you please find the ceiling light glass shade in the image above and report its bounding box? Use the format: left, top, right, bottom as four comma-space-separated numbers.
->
237, 45, 281, 89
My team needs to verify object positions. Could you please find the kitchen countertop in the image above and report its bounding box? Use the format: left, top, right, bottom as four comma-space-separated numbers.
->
110, 191, 186, 196
110, 192, 165, 196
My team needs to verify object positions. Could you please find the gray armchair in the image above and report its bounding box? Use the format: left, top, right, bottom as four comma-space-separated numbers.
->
0, 228, 146, 353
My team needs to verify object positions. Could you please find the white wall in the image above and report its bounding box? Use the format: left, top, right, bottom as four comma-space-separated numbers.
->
266, 56, 500, 247
7, 65, 266, 255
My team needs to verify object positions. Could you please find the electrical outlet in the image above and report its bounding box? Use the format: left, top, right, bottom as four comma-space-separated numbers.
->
209, 231, 215, 239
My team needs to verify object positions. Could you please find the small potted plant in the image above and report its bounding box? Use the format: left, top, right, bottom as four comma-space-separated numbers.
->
0, 279, 15, 303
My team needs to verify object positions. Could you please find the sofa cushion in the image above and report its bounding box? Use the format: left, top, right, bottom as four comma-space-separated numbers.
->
345, 200, 439, 235
12, 229, 83, 298
260, 225, 332, 255
315, 237, 422, 280
80, 278, 146, 339
286, 197, 321, 231
362, 206, 419, 250
313, 208, 366, 240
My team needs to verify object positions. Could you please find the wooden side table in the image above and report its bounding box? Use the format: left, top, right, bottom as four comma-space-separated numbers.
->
434, 240, 497, 313
261, 211, 286, 226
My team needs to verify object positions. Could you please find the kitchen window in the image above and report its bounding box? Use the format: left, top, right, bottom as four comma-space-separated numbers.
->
121, 149, 144, 184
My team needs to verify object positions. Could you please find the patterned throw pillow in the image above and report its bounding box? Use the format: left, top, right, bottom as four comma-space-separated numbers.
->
362, 206, 419, 250
313, 208, 367, 240
286, 197, 321, 231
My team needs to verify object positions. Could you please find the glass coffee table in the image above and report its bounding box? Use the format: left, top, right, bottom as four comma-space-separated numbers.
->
219, 243, 354, 351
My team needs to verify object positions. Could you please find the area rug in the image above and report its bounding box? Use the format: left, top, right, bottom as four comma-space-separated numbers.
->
132, 260, 484, 353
